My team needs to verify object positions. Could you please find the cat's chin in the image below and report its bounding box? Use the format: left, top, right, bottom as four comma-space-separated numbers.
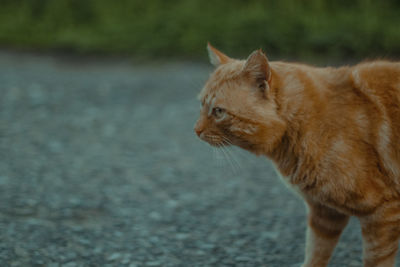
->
198, 135, 231, 147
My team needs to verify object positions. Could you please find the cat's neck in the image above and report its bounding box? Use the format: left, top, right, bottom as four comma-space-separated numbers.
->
266, 62, 353, 177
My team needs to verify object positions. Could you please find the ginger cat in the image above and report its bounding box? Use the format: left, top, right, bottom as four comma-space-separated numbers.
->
194, 43, 400, 267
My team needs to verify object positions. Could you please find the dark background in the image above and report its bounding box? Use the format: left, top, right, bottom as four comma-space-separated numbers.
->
1, 0, 400, 62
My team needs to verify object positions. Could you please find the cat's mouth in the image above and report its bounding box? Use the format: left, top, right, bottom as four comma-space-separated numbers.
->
208, 141, 228, 147
200, 134, 231, 147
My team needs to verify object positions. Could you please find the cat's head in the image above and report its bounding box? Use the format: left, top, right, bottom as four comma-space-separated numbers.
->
194, 43, 286, 155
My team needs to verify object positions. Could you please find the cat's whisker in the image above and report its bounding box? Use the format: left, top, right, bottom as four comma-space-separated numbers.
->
222, 137, 234, 147
220, 135, 231, 144
225, 145, 243, 171
221, 135, 252, 164
217, 144, 232, 169
225, 141, 251, 166
213, 146, 223, 167
205, 134, 225, 167
220, 144, 240, 174
224, 145, 242, 173
212, 145, 216, 159
204, 134, 241, 173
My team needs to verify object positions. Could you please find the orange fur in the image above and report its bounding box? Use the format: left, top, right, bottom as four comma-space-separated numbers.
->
195, 44, 400, 267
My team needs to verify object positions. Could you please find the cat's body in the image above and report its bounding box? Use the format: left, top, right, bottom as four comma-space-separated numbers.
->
195, 44, 400, 267
269, 61, 400, 214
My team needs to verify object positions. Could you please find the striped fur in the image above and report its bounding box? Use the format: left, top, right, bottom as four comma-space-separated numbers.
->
194, 44, 400, 266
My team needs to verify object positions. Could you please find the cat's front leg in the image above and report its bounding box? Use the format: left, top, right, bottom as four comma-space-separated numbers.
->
359, 201, 400, 267
301, 201, 349, 267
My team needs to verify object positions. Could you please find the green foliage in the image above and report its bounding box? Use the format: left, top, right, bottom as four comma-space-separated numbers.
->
0, 0, 399, 62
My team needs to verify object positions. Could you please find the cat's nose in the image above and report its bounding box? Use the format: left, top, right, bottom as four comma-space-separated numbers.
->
194, 119, 205, 137
194, 127, 203, 137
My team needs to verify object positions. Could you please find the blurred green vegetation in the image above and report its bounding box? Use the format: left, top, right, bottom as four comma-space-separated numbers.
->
0, 0, 400, 62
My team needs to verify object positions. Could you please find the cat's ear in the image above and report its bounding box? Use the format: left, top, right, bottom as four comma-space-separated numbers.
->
242, 49, 271, 90
207, 42, 231, 66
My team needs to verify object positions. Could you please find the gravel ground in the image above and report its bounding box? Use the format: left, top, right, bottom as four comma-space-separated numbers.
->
0, 51, 394, 266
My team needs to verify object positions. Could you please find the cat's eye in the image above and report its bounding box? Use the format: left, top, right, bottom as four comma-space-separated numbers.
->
212, 107, 225, 119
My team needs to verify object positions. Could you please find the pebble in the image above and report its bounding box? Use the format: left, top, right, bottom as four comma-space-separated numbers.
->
261, 231, 279, 240
107, 252, 122, 261
0, 175, 9, 186
121, 256, 131, 264
62, 262, 77, 267
235, 256, 253, 262
175, 233, 189, 240
148, 212, 161, 221
14, 246, 29, 258
145, 261, 161, 266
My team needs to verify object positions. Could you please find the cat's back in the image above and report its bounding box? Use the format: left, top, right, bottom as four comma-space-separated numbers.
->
350, 60, 400, 126
351, 60, 400, 99
351, 60, 400, 185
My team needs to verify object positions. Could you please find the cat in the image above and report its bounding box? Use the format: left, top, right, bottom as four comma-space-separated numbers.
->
194, 43, 400, 267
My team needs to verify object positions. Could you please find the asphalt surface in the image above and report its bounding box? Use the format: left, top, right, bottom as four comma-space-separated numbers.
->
0, 51, 392, 266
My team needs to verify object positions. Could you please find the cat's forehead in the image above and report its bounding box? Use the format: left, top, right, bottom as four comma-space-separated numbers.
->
198, 60, 245, 101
